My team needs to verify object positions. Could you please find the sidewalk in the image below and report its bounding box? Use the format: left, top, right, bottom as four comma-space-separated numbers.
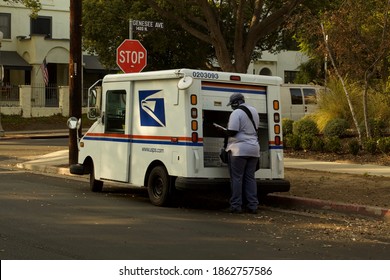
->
3, 130, 390, 221
285, 157, 390, 177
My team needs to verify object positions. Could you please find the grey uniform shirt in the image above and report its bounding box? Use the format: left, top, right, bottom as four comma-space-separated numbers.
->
226, 103, 260, 157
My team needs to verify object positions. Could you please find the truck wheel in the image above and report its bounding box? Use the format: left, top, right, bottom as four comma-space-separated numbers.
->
90, 163, 103, 192
147, 166, 174, 206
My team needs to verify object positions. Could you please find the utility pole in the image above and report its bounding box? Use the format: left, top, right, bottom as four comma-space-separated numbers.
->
69, 0, 82, 165
0, 31, 5, 137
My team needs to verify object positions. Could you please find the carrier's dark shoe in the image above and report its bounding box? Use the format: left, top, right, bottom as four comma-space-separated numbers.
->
230, 208, 243, 214
246, 208, 258, 214
223, 207, 242, 214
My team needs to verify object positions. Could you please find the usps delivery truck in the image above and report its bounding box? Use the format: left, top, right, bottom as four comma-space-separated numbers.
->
69, 69, 290, 206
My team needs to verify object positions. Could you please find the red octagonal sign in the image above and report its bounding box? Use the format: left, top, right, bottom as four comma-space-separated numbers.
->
116, 39, 147, 73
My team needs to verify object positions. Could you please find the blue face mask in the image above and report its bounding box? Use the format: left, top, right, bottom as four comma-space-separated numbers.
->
231, 103, 239, 110
231, 99, 243, 110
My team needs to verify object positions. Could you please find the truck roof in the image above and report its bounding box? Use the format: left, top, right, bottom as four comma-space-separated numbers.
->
103, 68, 283, 86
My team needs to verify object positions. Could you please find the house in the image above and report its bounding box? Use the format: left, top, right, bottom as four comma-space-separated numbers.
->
248, 50, 309, 83
0, 0, 110, 116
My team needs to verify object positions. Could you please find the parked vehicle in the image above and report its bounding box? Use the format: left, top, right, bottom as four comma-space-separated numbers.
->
68, 69, 290, 206
280, 84, 322, 121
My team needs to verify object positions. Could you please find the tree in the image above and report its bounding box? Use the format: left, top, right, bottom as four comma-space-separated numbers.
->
3, 0, 41, 16
146, 0, 303, 73
82, 0, 212, 70
297, 0, 390, 140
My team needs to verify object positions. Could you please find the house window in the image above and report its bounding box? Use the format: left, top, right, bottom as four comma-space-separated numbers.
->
31, 16, 52, 38
259, 68, 272, 76
284, 71, 297, 83
0, 13, 11, 39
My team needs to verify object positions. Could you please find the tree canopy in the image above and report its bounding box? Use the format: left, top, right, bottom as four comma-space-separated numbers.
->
82, 0, 212, 70
146, 0, 304, 73
83, 0, 341, 73
295, 0, 390, 86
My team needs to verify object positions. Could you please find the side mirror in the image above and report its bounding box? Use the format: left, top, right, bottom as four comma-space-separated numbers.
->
87, 80, 102, 120
177, 76, 193, 90
88, 107, 98, 120
67, 117, 81, 130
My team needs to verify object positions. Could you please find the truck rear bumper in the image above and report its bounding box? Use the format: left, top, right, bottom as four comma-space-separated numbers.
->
70, 164, 85, 175
175, 177, 290, 193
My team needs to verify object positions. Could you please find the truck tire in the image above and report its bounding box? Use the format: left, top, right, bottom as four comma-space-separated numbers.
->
147, 166, 174, 206
90, 163, 103, 192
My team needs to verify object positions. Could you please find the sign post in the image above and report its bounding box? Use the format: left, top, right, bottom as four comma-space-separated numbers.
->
116, 39, 147, 73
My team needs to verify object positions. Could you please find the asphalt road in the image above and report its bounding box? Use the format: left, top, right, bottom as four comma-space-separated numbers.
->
1, 138, 390, 260
1, 167, 390, 260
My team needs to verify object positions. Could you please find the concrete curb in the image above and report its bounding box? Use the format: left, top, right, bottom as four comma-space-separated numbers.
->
266, 194, 390, 221
16, 162, 70, 176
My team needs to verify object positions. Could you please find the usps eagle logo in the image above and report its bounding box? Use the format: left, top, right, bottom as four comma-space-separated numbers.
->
139, 90, 166, 127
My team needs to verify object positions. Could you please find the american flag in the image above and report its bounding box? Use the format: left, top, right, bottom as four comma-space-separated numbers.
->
40, 58, 49, 86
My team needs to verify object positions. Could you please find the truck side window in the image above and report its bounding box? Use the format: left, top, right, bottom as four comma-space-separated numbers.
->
290, 88, 303, 105
105, 90, 126, 133
303, 88, 317, 104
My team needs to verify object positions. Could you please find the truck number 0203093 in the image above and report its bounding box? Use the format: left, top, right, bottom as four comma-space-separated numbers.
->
192, 71, 219, 80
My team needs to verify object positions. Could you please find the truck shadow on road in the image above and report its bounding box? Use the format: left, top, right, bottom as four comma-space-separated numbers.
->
100, 185, 231, 210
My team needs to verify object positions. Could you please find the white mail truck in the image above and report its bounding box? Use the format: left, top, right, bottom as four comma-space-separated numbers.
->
69, 69, 290, 206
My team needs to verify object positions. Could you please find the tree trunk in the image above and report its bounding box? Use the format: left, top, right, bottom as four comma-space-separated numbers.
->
321, 23, 362, 143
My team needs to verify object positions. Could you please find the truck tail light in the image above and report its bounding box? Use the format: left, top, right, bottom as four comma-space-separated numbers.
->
273, 100, 279, 110
275, 136, 281, 146
191, 108, 198, 118
192, 132, 198, 142
230, 75, 241, 81
274, 113, 280, 123
191, 94, 197, 105
191, 120, 198, 131
274, 124, 280, 134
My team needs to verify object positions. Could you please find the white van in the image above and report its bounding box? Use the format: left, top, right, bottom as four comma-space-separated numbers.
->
69, 69, 290, 206
280, 84, 321, 121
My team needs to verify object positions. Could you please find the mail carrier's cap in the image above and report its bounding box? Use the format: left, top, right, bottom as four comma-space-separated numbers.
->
227, 93, 244, 106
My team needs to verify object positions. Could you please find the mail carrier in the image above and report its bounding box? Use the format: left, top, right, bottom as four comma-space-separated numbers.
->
69, 69, 290, 206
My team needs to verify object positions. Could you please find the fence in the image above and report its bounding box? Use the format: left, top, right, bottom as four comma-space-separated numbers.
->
0, 84, 88, 118
0, 83, 19, 107
31, 84, 59, 107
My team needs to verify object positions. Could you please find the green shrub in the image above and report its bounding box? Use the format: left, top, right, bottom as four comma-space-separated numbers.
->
282, 118, 294, 137
323, 118, 349, 137
363, 138, 377, 154
300, 133, 314, 151
293, 118, 319, 136
360, 119, 386, 138
285, 134, 301, 150
377, 137, 390, 153
324, 136, 342, 153
311, 137, 325, 152
348, 139, 360, 155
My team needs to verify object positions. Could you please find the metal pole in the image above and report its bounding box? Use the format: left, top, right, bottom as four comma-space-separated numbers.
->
129, 19, 133, 39
0, 107, 4, 137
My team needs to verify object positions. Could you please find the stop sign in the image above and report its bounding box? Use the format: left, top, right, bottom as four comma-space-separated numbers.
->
116, 39, 147, 73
